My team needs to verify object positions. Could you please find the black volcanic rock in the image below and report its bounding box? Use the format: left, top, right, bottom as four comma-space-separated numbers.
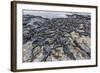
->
23, 14, 91, 62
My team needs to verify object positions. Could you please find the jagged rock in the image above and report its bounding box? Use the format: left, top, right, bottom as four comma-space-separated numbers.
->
52, 47, 64, 59
23, 13, 91, 62
22, 41, 33, 62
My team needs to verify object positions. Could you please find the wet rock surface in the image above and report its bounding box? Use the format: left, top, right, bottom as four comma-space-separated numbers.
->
22, 13, 91, 62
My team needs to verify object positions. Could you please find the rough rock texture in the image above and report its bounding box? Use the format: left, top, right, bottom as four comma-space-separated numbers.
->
22, 13, 91, 62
